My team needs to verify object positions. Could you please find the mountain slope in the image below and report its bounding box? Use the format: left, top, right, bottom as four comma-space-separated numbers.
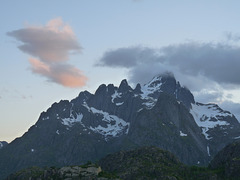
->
210, 140, 240, 178
190, 102, 240, 158
7, 146, 218, 180
126, 92, 209, 165
99, 146, 187, 180
99, 146, 219, 180
0, 73, 239, 179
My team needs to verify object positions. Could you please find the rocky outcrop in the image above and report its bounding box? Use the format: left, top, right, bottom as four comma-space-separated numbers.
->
59, 166, 102, 179
6, 164, 114, 180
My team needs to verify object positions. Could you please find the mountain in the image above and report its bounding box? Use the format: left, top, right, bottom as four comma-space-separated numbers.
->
0, 73, 239, 179
0, 141, 8, 149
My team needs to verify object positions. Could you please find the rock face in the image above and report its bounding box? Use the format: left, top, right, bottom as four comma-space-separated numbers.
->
0, 73, 239, 179
127, 93, 208, 165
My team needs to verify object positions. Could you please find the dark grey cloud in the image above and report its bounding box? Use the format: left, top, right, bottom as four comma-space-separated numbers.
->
160, 43, 240, 86
97, 47, 157, 68
98, 43, 240, 88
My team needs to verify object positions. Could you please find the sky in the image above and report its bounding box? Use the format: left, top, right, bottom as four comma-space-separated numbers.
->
1, 0, 240, 142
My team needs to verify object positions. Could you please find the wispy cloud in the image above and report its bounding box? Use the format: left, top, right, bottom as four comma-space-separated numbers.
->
7, 18, 87, 88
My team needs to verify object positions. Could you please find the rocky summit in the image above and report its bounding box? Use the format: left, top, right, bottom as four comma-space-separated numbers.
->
0, 73, 239, 179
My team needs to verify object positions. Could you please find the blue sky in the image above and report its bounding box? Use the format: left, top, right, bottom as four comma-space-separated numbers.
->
1, 0, 240, 142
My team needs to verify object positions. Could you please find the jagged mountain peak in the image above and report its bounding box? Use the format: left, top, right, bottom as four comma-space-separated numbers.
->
133, 83, 141, 94
139, 73, 194, 109
1, 73, 240, 179
119, 79, 132, 92
71, 90, 93, 106
143, 72, 175, 88
95, 84, 108, 96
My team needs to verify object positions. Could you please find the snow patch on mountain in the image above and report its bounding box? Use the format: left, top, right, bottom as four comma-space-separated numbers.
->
84, 104, 130, 140
180, 131, 188, 136
138, 76, 164, 109
61, 114, 84, 127
140, 76, 163, 99
42, 116, 49, 121
207, 146, 211, 156
190, 103, 231, 140
111, 91, 122, 103
116, 102, 124, 106
142, 100, 156, 109
0, 142, 3, 149
234, 136, 240, 139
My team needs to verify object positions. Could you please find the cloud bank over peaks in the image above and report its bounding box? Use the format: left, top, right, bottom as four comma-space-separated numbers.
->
98, 43, 240, 87
98, 42, 240, 104
7, 18, 87, 88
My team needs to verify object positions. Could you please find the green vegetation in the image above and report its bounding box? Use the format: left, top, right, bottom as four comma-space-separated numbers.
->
6, 146, 238, 180
98, 171, 119, 179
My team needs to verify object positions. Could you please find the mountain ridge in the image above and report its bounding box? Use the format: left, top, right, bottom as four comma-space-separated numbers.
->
0, 73, 239, 179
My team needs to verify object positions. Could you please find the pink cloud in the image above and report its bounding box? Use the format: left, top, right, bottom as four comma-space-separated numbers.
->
29, 58, 87, 88
8, 18, 88, 88
28, 58, 50, 74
